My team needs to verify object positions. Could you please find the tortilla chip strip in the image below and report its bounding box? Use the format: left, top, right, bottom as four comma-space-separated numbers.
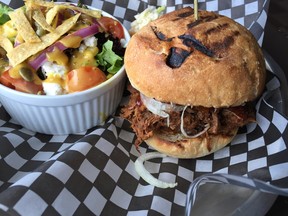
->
68, 5, 102, 19
0, 35, 13, 53
25, 0, 60, 8
7, 13, 81, 67
25, 0, 101, 19
45, 5, 64, 25
33, 9, 54, 32
9, 8, 41, 43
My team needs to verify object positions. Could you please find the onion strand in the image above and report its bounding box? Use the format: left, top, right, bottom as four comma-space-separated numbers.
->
135, 152, 178, 188
140, 93, 184, 127
180, 105, 210, 138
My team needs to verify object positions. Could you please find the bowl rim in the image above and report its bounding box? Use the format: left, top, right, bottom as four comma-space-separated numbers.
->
0, 3, 130, 103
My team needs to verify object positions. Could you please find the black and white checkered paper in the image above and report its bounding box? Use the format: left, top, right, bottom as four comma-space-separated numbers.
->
1, 0, 288, 215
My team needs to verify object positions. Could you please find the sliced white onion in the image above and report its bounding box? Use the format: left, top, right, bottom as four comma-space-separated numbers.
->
134, 152, 178, 188
180, 106, 210, 138
140, 93, 184, 113
140, 93, 184, 126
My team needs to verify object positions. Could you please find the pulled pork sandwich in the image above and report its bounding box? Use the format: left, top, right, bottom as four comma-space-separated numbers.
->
121, 7, 266, 158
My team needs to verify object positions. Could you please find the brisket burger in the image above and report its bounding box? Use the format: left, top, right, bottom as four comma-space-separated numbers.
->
121, 7, 266, 158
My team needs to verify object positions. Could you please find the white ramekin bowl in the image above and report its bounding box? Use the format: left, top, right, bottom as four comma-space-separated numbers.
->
0, 8, 130, 135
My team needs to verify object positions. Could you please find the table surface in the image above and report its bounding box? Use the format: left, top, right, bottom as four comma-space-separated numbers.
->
0, 1, 287, 215
262, 0, 288, 215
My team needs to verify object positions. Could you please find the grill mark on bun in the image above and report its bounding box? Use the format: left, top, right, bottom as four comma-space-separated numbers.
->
166, 47, 192, 68
187, 14, 219, 29
202, 14, 220, 22
178, 11, 194, 18
178, 34, 214, 57
187, 19, 202, 29
172, 10, 194, 21
151, 26, 173, 41
210, 31, 240, 57
205, 23, 230, 35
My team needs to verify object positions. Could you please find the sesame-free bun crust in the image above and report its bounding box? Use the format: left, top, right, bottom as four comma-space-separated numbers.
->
124, 7, 266, 108
145, 129, 238, 158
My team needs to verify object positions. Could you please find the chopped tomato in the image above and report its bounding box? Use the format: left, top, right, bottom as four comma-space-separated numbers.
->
0, 71, 14, 89
0, 71, 43, 94
66, 66, 107, 93
98, 16, 125, 39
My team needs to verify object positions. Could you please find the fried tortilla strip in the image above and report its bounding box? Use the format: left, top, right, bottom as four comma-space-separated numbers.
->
25, 0, 101, 19
33, 9, 54, 32
24, 0, 59, 8
7, 13, 81, 66
45, 5, 64, 25
62, 4, 101, 19
9, 8, 41, 43
0, 35, 13, 53
24, 1, 33, 22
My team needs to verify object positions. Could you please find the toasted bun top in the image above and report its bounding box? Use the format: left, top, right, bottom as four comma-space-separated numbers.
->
124, 7, 266, 107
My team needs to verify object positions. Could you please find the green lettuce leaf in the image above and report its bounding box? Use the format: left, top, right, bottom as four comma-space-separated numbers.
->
0, 4, 12, 25
96, 40, 123, 74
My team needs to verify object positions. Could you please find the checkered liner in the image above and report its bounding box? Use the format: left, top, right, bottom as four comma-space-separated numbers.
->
1, 0, 287, 215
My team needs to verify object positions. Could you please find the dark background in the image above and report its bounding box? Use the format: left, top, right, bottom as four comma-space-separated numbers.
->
263, 0, 288, 215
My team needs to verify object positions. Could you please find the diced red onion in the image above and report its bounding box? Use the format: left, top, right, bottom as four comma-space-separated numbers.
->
14, 40, 21, 47
28, 22, 100, 70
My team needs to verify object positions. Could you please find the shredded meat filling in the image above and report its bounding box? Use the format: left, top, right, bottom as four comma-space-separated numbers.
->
120, 86, 256, 147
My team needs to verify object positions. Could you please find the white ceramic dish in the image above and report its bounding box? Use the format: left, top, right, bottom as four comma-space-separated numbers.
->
0, 6, 130, 135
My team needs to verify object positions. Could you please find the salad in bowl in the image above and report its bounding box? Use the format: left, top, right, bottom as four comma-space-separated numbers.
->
0, 0, 130, 134
0, 0, 127, 96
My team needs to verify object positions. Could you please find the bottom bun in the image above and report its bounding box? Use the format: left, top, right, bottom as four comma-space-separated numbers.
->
144, 129, 238, 159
